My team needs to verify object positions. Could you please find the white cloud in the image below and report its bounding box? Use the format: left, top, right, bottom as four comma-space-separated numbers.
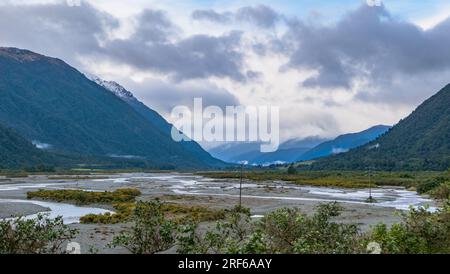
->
415, 7, 450, 30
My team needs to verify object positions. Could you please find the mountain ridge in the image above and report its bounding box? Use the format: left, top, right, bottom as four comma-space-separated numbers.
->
0, 47, 224, 169
311, 84, 450, 171
0, 123, 54, 169
298, 125, 391, 161
88, 74, 222, 167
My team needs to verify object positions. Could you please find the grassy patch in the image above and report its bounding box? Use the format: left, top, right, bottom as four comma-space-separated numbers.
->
27, 188, 141, 205
199, 171, 442, 189
80, 202, 227, 225
163, 203, 227, 224
80, 202, 135, 224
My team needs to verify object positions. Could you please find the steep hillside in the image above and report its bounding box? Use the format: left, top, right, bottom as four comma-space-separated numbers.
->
0, 47, 224, 169
89, 76, 218, 166
0, 124, 53, 169
312, 85, 450, 171
298, 125, 391, 161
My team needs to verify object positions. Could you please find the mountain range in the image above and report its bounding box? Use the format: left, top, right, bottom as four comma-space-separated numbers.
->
1, 47, 448, 171
312, 84, 450, 171
297, 125, 391, 161
208, 126, 391, 166
0, 47, 223, 170
88, 75, 222, 167
208, 137, 327, 165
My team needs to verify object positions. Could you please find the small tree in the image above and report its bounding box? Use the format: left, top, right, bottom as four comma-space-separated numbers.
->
246, 203, 361, 254
0, 214, 78, 254
363, 203, 450, 254
110, 200, 176, 254
176, 203, 362, 254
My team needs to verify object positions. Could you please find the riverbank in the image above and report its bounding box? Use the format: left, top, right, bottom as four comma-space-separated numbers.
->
0, 201, 49, 219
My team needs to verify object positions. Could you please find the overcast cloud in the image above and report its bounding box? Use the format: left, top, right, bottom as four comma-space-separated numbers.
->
284, 4, 450, 99
192, 5, 282, 29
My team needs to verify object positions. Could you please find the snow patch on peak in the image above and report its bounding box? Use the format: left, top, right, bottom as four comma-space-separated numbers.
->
86, 74, 134, 100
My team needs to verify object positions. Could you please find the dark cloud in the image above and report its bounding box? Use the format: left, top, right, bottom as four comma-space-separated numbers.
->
284, 4, 450, 97
192, 5, 281, 29
0, 3, 246, 82
236, 5, 281, 28
103, 24, 245, 81
192, 9, 233, 24
133, 9, 177, 43
0, 2, 117, 67
87, 8, 247, 82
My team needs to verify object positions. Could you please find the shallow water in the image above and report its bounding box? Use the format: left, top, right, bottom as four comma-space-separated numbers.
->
0, 199, 113, 224
141, 173, 437, 211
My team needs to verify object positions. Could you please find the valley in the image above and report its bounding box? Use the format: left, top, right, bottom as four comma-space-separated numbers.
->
1, 0, 450, 258
0, 171, 438, 253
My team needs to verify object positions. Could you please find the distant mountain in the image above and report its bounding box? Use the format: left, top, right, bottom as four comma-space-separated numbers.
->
208, 137, 327, 165
250, 137, 329, 165
0, 47, 224, 169
208, 142, 262, 163
298, 125, 391, 161
248, 147, 312, 165
0, 124, 53, 169
312, 85, 450, 171
280, 137, 331, 150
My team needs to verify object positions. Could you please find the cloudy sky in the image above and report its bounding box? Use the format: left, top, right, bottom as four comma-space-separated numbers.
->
1, 0, 450, 144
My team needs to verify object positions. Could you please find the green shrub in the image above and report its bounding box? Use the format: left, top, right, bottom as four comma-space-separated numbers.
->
363, 204, 450, 254
27, 188, 141, 205
110, 201, 176, 254
417, 177, 447, 194
0, 214, 78, 254
176, 206, 253, 254
176, 203, 362, 254
429, 182, 450, 200
250, 203, 361, 254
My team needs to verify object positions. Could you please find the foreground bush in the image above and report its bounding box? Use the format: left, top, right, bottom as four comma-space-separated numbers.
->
0, 214, 78, 254
109, 200, 450, 254
177, 203, 361, 254
363, 202, 450, 254
254, 203, 361, 254
177, 206, 252, 254
110, 201, 176, 254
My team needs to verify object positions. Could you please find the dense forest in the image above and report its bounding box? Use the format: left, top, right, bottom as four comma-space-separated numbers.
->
0, 124, 54, 169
